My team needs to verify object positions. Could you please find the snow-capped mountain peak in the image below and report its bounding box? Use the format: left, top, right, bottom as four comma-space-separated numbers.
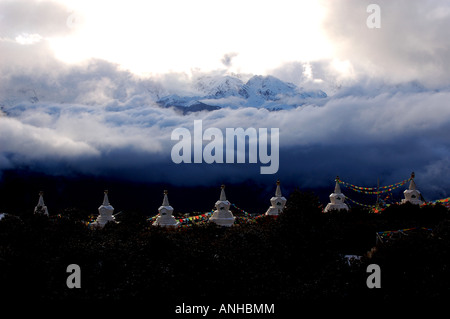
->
241, 75, 298, 101
157, 74, 327, 113
195, 75, 244, 98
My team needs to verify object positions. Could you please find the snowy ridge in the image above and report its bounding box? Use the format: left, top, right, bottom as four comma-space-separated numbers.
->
0, 73, 327, 114
157, 74, 327, 112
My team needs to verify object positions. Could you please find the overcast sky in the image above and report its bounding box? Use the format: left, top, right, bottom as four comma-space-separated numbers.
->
1, 0, 450, 201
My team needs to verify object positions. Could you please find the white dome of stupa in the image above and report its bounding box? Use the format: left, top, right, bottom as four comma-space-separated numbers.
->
34, 191, 49, 216
209, 185, 235, 227
401, 172, 423, 205
90, 190, 116, 228
265, 180, 287, 216
324, 177, 349, 213
153, 190, 180, 228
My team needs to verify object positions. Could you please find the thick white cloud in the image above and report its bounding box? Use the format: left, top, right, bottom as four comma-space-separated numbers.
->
0, 0, 73, 38
0, 116, 100, 160
320, 0, 450, 88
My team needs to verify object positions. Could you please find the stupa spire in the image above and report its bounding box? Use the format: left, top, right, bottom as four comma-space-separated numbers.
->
275, 180, 282, 197
334, 176, 342, 194
38, 191, 45, 207
162, 190, 170, 206
219, 184, 227, 201
408, 172, 417, 190
102, 190, 110, 206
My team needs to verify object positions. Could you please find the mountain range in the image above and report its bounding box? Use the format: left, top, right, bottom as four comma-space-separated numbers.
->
156, 74, 327, 113
0, 74, 327, 114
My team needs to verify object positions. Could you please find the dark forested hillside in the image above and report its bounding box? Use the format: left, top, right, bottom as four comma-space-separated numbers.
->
1, 189, 449, 312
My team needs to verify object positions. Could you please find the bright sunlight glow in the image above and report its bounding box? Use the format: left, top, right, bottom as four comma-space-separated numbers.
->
49, 0, 333, 76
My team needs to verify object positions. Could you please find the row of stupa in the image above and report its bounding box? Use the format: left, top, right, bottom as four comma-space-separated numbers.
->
33, 181, 288, 228
33, 190, 115, 227
32, 173, 423, 226
150, 181, 288, 228
323, 172, 423, 212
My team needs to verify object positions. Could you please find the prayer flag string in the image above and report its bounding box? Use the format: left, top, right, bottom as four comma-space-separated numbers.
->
147, 203, 270, 227
337, 177, 411, 195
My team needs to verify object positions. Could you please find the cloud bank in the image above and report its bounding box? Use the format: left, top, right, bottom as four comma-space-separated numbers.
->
2, 64, 450, 199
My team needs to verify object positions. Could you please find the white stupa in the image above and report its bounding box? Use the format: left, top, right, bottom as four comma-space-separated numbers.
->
34, 191, 49, 215
153, 190, 180, 228
265, 180, 287, 216
209, 185, 235, 227
324, 177, 349, 213
401, 172, 423, 205
91, 190, 116, 228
